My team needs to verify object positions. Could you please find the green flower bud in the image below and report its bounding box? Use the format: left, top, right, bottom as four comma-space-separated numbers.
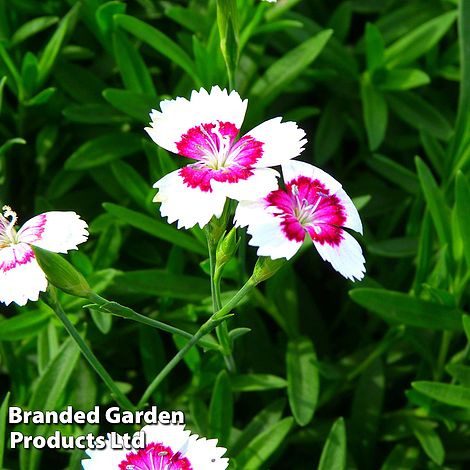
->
216, 227, 239, 271
32, 246, 91, 298
251, 256, 286, 284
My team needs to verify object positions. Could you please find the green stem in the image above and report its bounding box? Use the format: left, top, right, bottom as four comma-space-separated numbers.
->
207, 234, 236, 372
44, 291, 134, 410
138, 276, 257, 406
435, 331, 453, 381
87, 292, 219, 351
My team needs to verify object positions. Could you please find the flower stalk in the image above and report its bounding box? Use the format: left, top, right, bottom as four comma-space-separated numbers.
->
43, 289, 135, 411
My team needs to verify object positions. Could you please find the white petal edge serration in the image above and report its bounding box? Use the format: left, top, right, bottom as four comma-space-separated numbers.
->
18, 211, 89, 253
0, 244, 48, 306
313, 230, 366, 281
249, 117, 307, 169
153, 169, 227, 229
145, 86, 248, 155
235, 200, 303, 260
82, 424, 229, 470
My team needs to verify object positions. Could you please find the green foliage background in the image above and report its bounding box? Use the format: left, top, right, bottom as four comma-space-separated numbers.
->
1, 0, 470, 468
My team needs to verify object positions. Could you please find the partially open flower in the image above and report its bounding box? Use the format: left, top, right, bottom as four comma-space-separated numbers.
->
235, 161, 366, 281
146, 86, 306, 229
0, 206, 88, 306
82, 423, 229, 470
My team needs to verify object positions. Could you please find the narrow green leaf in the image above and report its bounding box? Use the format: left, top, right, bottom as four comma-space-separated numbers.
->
416, 157, 452, 247
112, 30, 156, 96
108, 269, 210, 301
231, 399, 285, 457
217, 0, 239, 84
64, 133, 142, 170
0, 309, 51, 341
209, 370, 232, 447
0, 137, 26, 157
0, 42, 20, 95
114, 14, 199, 84
103, 88, 155, 122
463, 315, 470, 344
95, 0, 126, 47
455, 172, 470, 268
314, 101, 345, 164
0, 75, 6, 114
318, 417, 347, 470
62, 103, 125, 124
412, 381, 470, 409
446, 364, 470, 387
365, 23, 385, 71
408, 418, 444, 465
350, 288, 464, 331
103, 203, 205, 255
378, 68, 430, 90
10, 16, 59, 47
251, 29, 332, 105
369, 154, 419, 194
361, 75, 388, 150
21, 337, 80, 470
0, 391, 10, 469
236, 417, 294, 469
368, 237, 418, 258
37, 2, 81, 86
111, 160, 150, 209
287, 336, 319, 426
25, 86, 56, 106
384, 11, 458, 67
387, 92, 453, 141
380, 445, 420, 470
230, 374, 287, 392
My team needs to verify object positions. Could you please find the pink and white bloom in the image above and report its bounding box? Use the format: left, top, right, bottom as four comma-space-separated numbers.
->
235, 161, 365, 281
82, 423, 229, 470
146, 86, 306, 229
0, 206, 88, 306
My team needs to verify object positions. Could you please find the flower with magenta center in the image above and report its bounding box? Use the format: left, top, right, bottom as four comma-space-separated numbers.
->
81, 423, 229, 470
146, 86, 306, 229
0, 206, 88, 306
235, 161, 366, 281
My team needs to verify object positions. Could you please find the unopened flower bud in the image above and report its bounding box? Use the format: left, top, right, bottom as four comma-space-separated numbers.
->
251, 256, 286, 284
216, 227, 239, 271
32, 246, 91, 298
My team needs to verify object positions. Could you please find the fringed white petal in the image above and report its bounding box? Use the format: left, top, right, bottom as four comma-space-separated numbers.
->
313, 230, 366, 281
183, 436, 229, 470
235, 200, 302, 260
282, 160, 342, 194
153, 169, 226, 229
0, 243, 47, 306
17, 211, 89, 253
145, 86, 248, 154
249, 117, 307, 168
212, 167, 279, 201
335, 188, 363, 234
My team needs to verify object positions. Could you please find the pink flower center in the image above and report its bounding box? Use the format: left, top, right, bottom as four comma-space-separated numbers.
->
266, 176, 346, 245
119, 442, 192, 470
176, 121, 263, 192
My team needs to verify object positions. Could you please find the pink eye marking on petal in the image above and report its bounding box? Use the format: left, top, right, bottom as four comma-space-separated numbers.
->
119, 442, 192, 470
0, 246, 35, 273
266, 176, 346, 246
176, 121, 264, 192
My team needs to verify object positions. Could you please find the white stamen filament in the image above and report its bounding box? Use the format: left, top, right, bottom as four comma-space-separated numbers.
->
1, 205, 18, 244
200, 122, 234, 170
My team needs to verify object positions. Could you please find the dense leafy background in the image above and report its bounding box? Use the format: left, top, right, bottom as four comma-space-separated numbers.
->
1, 0, 470, 468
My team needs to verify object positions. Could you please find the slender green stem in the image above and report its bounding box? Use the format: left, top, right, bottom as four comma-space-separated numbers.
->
87, 292, 219, 351
207, 234, 236, 372
138, 276, 257, 406
435, 331, 453, 381
44, 291, 135, 410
